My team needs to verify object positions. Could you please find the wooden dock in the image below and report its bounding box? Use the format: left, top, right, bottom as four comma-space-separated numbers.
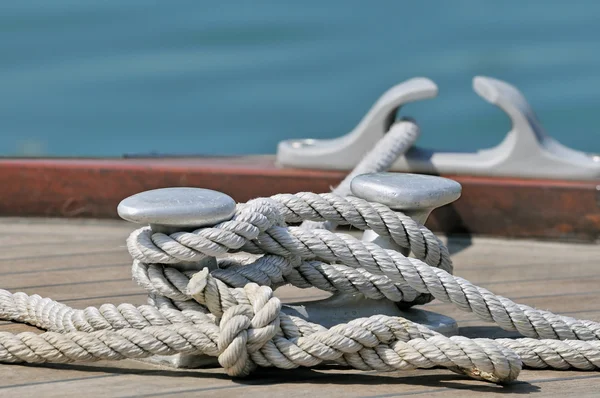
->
1, 218, 599, 397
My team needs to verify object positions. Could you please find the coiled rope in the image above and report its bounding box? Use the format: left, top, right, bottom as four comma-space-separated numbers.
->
0, 121, 599, 385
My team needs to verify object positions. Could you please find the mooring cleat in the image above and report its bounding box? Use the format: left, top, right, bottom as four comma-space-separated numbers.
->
118, 187, 236, 233
282, 288, 458, 335
351, 172, 462, 224
351, 172, 461, 251
276, 77, 438, 170
118, 187, 237, 272
118, 187, 237, 369
282, 172, 461, 336
276, 76, 599, 180
117, 177, 461, 370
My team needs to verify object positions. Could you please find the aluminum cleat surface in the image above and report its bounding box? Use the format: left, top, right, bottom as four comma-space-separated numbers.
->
276, 77, 438, 170
277, 76, 600, 180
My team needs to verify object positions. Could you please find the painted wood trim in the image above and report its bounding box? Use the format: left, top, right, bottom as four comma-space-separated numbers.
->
0, 157, 597, 242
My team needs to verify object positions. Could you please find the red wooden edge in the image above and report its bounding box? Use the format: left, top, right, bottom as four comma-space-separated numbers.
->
0, 157, 598, 242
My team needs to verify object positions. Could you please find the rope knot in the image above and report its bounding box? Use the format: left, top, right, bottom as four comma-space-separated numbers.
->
188, 270, 281, 376
217, 283, 281, 376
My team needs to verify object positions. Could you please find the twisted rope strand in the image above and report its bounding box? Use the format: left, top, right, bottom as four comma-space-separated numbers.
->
299, 120, 420, 232
128, 202, 600, 342
1, 183, 599, 383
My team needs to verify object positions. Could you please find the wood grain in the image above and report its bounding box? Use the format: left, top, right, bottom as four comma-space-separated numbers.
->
0, 218, 599, 397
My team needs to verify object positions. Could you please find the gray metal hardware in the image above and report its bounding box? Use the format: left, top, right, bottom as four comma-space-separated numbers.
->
352, 172, 461, 252
118, 187, 236, 271
282, 293, 457, 335
116, 178, 461, 370
282, 172, 460, 336
276, 77, 438, 169
118, 187, 238, 368
276, 76, 600, 181
117, 187, 236, 233
351, 172, 462, 224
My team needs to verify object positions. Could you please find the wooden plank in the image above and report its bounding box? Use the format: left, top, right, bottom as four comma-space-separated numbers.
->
0, 252, 130, 275
0, 217, 134, 236
0, 243, 127, 261
2, 271, 129, 290
3, 366, 600, 398
0, 219, 599, 397
0, 157, 597, 241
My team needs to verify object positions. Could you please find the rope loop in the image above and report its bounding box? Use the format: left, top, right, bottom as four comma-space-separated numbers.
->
0, 120, 599, 385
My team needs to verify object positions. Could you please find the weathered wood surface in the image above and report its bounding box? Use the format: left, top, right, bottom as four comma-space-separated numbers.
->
0, 218, 599, 397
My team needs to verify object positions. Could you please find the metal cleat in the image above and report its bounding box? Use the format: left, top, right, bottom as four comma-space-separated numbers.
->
117, 180, 461, 369
118, 187, 237, 233
282, 172, 460, 336
276, 76, 600, 180
276, 77, 438, 170
352, 172, 461, 252
117, 187, 237, 272
118, 187, 237, 368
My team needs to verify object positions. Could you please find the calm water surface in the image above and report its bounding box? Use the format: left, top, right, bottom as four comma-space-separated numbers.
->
1, 1, 599, 157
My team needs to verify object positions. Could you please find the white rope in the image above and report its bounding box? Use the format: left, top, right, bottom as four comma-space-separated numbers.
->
301, 120, 420, 231
0, 120, 599, 385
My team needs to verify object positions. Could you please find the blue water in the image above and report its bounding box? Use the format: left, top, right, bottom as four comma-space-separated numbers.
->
1, 1, 599, 157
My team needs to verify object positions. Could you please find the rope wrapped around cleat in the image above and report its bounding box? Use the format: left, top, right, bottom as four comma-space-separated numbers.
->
0, 121, 599, 384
